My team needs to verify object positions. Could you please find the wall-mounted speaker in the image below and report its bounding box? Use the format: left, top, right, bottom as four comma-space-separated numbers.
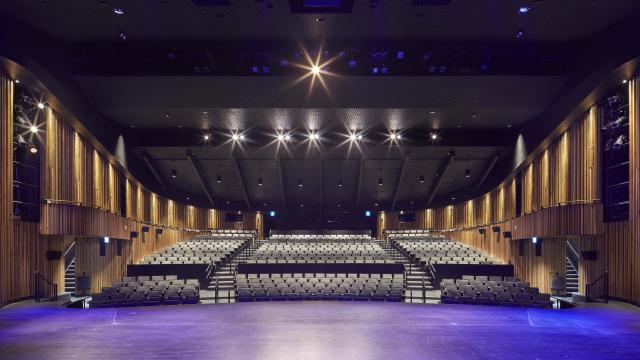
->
130, 231, 139, 238
491, 226, 500, 233
141, 226, 150, 233
503, 231, 512, 238
581, 250, 598, 261
46, 251, 62, 260
478, 228, 486, 235
155, 228, 163, 235
117, 239, 123, 256
518, 239, 525, 256
535, 238, 543, 257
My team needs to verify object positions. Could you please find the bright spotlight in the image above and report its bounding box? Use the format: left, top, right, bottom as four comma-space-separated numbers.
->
29, 145, 38, 154
37, 102, 45, 109
204, 134, 211, 141
430, 133, 438, 140
532, 237, 538, 244
350, 134, 357, 141
311, 65, 321, 75
284, 134, 291, 141
103, 237, 110, 244
309, 132, 319, 141
277, 134, 284, 141
357, 134, 363, 140
232, 134, 239, 141
30, 125, 38, 133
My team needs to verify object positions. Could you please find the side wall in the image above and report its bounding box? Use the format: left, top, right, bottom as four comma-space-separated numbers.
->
0, 75, 263, 304
379, 78, 640, 304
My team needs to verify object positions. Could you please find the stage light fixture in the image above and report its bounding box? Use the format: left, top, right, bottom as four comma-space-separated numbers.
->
430, 133, 438, 140
37, 102, 45, 109
518, 6, 529, 14
284, 134, 291, 141
14, 79, 20, 84
269, 211, 276, 217
298, 179, 304, 187
309, 132, 320, 141
311, 65, 321, 75
232, 134, 239, 141
113, 8, 124, 15
465, 168, 471, 178
349, 133, 357, 141
258, 177, 263, 186
378, 177, 383, 187
623, 79, 628, 84
29, 145, 38, 154
216, 175, 222, 183
365, 210, 372, 217
171, 169, 177, 178
419, 175, 425, 183
30, 125, 38, 133
204, 134, 211, 141
338, 179, 343, 187
516, 30, 525, 39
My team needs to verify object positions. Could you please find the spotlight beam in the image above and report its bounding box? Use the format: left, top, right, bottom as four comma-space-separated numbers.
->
426, 151, 455, 206
391, 156, 409, 211
232, 155, 252, 209
186, 151, 215, 205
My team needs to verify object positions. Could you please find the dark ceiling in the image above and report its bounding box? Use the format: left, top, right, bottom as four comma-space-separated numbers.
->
1, 0, 639, 212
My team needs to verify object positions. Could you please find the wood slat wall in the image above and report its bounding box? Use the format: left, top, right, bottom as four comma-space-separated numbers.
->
0, 74, 264, 303
377, 94, 640, 303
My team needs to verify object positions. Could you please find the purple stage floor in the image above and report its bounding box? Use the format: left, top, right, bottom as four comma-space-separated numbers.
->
1, 302, 640, 359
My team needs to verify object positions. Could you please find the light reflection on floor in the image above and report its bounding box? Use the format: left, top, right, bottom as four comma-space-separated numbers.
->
1, 301, 639, 359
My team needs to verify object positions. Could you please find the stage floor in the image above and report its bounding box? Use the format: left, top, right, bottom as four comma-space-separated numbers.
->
1, 301, 639, 359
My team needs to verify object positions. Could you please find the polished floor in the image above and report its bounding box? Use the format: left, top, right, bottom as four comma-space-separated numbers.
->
1, 301, 640, 359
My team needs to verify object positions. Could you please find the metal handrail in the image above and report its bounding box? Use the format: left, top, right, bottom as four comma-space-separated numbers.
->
586, 271, 609, 304
64, 241, 76, 274
566, 240, 580, 275
34, 271, 58, 303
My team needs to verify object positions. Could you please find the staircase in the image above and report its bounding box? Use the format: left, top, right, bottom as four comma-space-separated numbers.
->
201, 238, 267, 304
565, 258, 579, 294
375, 239, 438, 303
64, 259, 76, 293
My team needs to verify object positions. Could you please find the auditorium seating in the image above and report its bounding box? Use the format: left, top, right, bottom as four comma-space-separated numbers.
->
138, 236, 249, 266
236, 273, 404, 302
388, 230, 499, 265
249, 234, 390, 263
440, 275, 552, 308
89, 275, 200, 308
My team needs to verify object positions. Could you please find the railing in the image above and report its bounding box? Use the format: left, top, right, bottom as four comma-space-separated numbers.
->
586, 271, 609, 304
566, 239, 580, 275
34, 271, 58, 303
63, 241, 76, 274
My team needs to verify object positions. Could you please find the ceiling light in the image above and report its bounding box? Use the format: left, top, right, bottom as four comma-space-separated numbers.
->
37, 102, 45, 109
516, 30, 525, 39
374, 202, 379, 207
419, 175, 425, 183
239, 134, 245, 141
300, 203, 304, 207
311, 65, 321, 75
623, 79, 628, 84
284, 134, 291, 141
451, 197, 456, 200
378, 177, 383, 187
338, 179, 343, 187
357, 134, 363, 140
29, 144, 38, 154
30, 125, 38, 133
471, 112, 479, 119
14, 79, 20, 84
465, 168, 471, 178
518, 6, 529, 14
258, 177, 263, 186
430, 133, 438, 140
216, 175, 222, 183
429, 111, 436, 115
119, 31, 127, 40
204, 134, 211, 141
113, 8, 124, 15
349, 134, 357, 141
309, 132, 320, 141
298, 179, 303, 187
171, 169, 177, 178
232, 134, 239, 141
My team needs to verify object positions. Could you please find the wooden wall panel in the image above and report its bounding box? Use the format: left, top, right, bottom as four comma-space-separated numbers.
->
626, 77, 640, 304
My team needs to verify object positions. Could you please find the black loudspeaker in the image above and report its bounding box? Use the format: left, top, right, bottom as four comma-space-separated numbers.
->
518, 239, 525, 256
491, 226, 500, 233
99, 241, 105, 257
503, 231, 512, 238
581, 250, 598, 261
535, 239, 542, 257
155, 228, 163, 235
478, 228, 486, 235
46, 251, 62, 260
141, 226, 150, 233
130, 231, 139, 238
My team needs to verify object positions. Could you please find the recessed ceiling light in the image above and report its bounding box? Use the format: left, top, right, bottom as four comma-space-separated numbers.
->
311, 65, 321, 75
232, 134, 239, 141
430, 133, 438, 140
507, 124, 512, 128
314, 16, 325, 22
14, 79, 19, 84
518, 6, 529, 14
622, 79, 628, 84
30, 125, 38, 133
37, 102, 45, 109
429, 111, 436, 115
516, 30, 525, 39
29, 144, 38, 154
204, 134, 210, 141
113, 8, 124, 15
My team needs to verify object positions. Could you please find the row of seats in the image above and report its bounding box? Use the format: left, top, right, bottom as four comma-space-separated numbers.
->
243, 259, 397, 264
391, 235, 499, 265
270, 234, 371, 241
237, 274, 404, 302
90, 275, 200, 308
138, 238, 247, 265
440, 276, 552, 308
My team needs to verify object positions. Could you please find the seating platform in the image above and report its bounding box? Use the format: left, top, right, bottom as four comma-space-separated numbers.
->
89, 275, 200, 308
440, 275, 553, 308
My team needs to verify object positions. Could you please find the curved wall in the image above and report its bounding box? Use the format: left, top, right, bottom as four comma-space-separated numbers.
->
380, 76, 640, 304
